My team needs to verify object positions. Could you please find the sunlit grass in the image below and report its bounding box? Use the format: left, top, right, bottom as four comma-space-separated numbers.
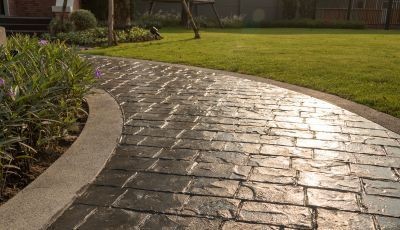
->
86, 28, 400, 118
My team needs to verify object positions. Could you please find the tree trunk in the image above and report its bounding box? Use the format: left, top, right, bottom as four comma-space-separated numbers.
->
115, 0, 131, 28
385, 0, 394, 30
347, 0, 353, 21
108, 0, 116, 46
181, 0, 200, 39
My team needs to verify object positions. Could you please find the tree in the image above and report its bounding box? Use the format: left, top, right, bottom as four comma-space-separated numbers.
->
181, 0, 200, 39
115, 0, 131, 28
108, 0, 116, 46
61, 0, 68, 24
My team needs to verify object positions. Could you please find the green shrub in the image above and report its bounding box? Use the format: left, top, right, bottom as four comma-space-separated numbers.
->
49, 18, 75, 34
0, 35, 95, 197
70, 9, 97, 31
135, 12, 181, 29
260, 19, 365, 29
49, 27, 158, 46
196, 15, 245, 28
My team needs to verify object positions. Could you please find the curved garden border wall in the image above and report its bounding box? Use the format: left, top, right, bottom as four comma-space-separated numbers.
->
0, 89, 123, 230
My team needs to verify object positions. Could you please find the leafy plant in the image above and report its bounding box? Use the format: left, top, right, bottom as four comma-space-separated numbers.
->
70, 9, 98, 31
0, 35, 95, 199
49, 18, 75, 35
48, 27, 158, 46
134, 11, 181, 29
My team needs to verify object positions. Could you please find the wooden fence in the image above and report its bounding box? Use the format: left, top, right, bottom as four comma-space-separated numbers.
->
316, 8, 400, 25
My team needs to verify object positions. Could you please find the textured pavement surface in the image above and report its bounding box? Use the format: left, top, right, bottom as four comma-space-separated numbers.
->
50, 56, 400, 229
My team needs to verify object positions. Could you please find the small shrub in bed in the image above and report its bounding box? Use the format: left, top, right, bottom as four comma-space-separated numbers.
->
70, 9, 98, 31
50, 27, 158, 46
0, 35, 95, 199
49, 18, 75, 34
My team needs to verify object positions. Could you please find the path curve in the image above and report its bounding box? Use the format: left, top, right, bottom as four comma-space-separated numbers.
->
50, 56, 400, 229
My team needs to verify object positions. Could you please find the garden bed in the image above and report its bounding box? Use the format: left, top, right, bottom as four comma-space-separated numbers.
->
0, 104, 87, 205
0, 35, 95, 205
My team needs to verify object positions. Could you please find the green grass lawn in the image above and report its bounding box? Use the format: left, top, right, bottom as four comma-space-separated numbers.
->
86, 28, 400, 118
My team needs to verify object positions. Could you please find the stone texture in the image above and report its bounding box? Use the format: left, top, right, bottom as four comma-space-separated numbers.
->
298, 171, 360, 192
186, 178, 239, 197
52, 56, 400, 229
307, 188, 360, 211
363, 179, 400, 198
114, 189, 189, 214
182, 196, 240, 219
239, 202, 312, 228
250, 167, 297, 184
362, 195, 400, 217
237, 182, 304, 205
125, 172, 191, 192
317, 209, 375, 230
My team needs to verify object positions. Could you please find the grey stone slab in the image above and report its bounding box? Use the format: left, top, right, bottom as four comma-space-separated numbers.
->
48, 204, 96, 230
149, 159, 195, 175
113, 189, 189, 214
270, 128, 314, 139
298, 171, 360, 192
307, 188, 360, 211
106, 157, 156, 171
158, 148, 199, 161
376, 216, 400, 230
292, 158, 350, 175
222, 222, 280, 230
313, 149, 356, 163
237, 182, 304, 205
197, 151, 249, 165
94, 170, 134, 187
186, 178, 239, 197
125, 172, 192, 192
190, 162, 251, 180
180, 130, 216, 141
238, 202, 312, 228
224, 142, 262, 154
139, 137, 178, 148
351, 164, 396, 180
75, 186, 124, 206
248, 155, 290, 169
79, 208, 148, 230
363, 179, 400, 198
317, 209, 375, 230
115, 146, 162, 158
362, 195, 400, 217
385, 146, 400, 158
182, 196, 240, 219
260, 145, 313, 159
141, 214, 222, 229
250, 167, 297, 184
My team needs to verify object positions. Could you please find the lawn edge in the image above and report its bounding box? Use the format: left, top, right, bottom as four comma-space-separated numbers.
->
0, 88, 123, 230
89, 55, 400, 135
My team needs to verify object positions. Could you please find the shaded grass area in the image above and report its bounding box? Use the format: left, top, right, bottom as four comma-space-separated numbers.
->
86, 28, 400, 118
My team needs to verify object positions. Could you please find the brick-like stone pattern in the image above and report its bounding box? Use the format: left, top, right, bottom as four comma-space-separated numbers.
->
49, 56, 400, 229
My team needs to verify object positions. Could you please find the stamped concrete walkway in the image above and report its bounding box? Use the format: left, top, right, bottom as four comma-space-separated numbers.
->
50, 56, 400, 229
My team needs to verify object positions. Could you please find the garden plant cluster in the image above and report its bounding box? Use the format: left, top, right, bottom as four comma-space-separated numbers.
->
0, 35, 95, 200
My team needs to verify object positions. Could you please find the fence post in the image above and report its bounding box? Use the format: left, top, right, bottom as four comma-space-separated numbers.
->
385, 0, 394, 30
347, 0, 353, 20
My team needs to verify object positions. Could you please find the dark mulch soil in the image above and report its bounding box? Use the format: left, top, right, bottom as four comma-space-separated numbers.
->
0, 104, 88, 206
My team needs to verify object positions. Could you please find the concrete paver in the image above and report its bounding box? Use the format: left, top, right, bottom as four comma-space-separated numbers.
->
49, 56, 400, 229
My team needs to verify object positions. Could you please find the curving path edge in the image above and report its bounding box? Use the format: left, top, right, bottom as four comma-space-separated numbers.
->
0, 89, 123, 230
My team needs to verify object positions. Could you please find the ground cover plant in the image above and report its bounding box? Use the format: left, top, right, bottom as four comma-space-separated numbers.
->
86, 28, 400, 118
0, 35, 95, 202
46, 26, 158, 47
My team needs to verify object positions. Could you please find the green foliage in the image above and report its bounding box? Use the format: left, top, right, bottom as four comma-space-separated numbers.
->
0, 35, 95, 197
49, 18, 75, 34
70, 9, 98, 31
134, 12, 181, 29
196, 15, 245, 28
50, 27, 158, 46
262, 19, 365, 29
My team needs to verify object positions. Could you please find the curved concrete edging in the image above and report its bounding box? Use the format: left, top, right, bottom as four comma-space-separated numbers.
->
90, 55, 400, 135
0, 89, 123, 230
